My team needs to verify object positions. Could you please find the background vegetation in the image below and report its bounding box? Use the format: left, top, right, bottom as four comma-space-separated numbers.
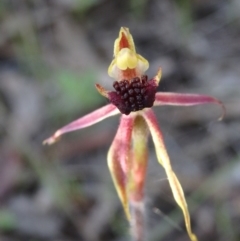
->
0, 0, 240, 240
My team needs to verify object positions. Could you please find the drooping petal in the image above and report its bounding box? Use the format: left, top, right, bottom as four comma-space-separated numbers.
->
143, 109, 198, 241
154, 92, 225, 120
107, 114, 135, 220
43, 104, 119, 145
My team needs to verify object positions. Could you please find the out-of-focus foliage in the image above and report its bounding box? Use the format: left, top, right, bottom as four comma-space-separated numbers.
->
0, 0, 240, 241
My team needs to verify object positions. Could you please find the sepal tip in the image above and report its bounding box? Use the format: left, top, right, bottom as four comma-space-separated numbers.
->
95, 84, 109, 98
217, 101, 226, 121
43, 131, 61, 145
154, 68, 162, 85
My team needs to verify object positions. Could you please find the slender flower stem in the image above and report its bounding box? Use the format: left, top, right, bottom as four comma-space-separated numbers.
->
130, 201, 145, 241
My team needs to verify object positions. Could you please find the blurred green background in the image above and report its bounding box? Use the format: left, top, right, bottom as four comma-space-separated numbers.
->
0, 0, 240, 241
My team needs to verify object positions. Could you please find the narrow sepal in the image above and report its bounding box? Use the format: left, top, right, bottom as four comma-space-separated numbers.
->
129, 115, 149, 202
154, 92, 225, 120
95, 83, 109, 98
153, 68, 162, 85
43, 104, 119, 145
143, 109, 198, 241
107, 115, 135, 220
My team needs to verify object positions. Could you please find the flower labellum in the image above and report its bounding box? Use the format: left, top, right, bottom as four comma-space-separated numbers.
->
44, 27, 225, 241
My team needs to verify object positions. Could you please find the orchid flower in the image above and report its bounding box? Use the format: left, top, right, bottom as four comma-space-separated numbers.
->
44, 27, 225, 241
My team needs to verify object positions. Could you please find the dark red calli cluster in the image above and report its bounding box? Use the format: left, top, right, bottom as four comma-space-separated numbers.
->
108, 75, 157, 115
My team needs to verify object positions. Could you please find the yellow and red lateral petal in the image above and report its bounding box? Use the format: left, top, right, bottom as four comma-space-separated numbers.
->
43, 104, 119, 145
143, 109, 198, 241
154, 92, 226, 120
107, 114, 135, 220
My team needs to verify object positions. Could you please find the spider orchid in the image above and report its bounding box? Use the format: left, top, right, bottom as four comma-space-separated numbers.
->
44, 27, 225, 241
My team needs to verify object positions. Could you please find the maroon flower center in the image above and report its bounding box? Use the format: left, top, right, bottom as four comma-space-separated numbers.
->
108, 75, 157, 115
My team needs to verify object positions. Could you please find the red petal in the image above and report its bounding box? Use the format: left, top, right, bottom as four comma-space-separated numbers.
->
108, 115, 135, 220
154, 92, 225, 120
43, 104, 119, 145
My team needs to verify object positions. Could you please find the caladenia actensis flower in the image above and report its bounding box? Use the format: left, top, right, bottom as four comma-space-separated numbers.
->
44, 27, 225, 241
